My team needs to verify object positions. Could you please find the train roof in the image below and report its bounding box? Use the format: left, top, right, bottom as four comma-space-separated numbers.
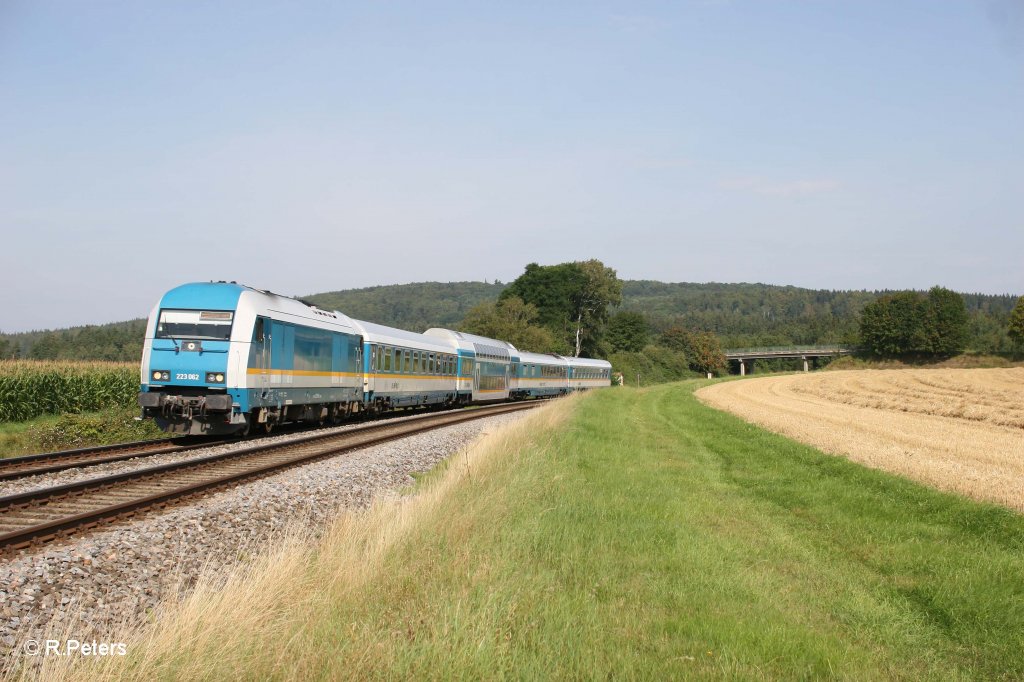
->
350, 319, 455, 353
155, 282, 360, 336
423, 328, 516, 360
159, 282, 248, 311
564, 356, 612, 368
515, 351, 567, 365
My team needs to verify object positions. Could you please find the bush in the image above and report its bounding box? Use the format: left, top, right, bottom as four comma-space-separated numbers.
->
27, 408, 164, 451
610, 345, 696, 386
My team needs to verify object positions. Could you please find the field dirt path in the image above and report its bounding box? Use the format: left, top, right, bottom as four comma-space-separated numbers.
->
696, 368, 1024, 512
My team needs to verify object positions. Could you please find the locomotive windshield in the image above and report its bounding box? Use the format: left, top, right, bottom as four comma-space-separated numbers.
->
156, 309, 234, 340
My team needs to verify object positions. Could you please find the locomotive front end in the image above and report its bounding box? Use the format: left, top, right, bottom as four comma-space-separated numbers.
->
138, 283, 249, 435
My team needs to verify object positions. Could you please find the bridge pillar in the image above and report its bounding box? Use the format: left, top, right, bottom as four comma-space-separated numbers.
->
739, 360, 746, 376
802, 356, 809, 372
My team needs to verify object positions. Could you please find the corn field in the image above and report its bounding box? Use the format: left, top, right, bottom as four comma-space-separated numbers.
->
0, 360, 138, 422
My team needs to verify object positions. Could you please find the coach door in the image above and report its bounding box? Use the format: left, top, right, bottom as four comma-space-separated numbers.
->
253, 317, 271, 397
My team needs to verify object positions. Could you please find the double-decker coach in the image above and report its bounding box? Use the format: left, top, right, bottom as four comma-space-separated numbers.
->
424, 329, 515, 403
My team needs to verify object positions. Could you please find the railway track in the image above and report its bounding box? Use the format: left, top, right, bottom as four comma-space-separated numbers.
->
0, 402, 537, 552
0, 437, 229, 482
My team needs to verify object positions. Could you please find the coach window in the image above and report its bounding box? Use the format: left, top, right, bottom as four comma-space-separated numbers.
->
374, 345, 381, 371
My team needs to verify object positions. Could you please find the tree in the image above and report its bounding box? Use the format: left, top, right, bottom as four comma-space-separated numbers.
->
459, 297, 559, 353
605, 311, 649, 353
571, 260, 623, 357
858, 292, 927, 356
1009, 297, 1024, 348
501, 260, 622, 356
860, 287, 970, 357
29, 333, 61, 360
921, 286, 969, 355
658, 326, 726, 375
501, 263, 585, 334
686, 331, 727, 375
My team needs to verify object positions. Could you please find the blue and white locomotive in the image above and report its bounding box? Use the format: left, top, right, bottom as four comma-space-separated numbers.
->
138, 281, 611, 436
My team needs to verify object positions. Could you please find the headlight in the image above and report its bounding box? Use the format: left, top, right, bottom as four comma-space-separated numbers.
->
206, 372, 225, 383
151, 370, 170, 381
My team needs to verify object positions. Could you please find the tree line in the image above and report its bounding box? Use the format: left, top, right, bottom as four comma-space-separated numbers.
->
2, 274, 1021, 376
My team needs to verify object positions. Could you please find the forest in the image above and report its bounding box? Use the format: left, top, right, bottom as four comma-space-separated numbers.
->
1, 278, 1018, 363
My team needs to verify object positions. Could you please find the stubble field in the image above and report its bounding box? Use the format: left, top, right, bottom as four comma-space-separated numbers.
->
696, 368, 1024, 512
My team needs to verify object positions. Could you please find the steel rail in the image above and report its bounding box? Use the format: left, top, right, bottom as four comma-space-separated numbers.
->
0, 402, 538, 551
0, 437, 227, 482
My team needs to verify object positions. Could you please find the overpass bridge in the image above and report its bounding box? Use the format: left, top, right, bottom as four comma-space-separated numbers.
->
723, 345, 855, 375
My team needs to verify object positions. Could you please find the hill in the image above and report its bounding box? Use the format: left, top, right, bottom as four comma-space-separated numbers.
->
1, 281, 1017, 361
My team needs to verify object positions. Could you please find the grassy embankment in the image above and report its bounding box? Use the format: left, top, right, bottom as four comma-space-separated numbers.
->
56, 382, 1024, 680
0, 361, 160, 456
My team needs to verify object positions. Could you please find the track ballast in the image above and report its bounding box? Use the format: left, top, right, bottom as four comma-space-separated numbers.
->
0, 402, 538, 552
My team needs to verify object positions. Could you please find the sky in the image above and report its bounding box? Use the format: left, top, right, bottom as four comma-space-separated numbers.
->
1, 0, 1022, 332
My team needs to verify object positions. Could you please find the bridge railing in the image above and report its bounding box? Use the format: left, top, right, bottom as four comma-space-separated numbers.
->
724, 345, 854, 356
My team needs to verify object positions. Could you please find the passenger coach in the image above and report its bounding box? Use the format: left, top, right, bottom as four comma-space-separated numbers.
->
510, 351, 569, 399
352, 319, 459, 412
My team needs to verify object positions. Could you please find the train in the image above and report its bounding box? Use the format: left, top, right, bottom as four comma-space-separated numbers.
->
137, 281, 612, 436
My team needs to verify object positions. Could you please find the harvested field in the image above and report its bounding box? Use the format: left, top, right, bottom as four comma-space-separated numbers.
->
696, 368, 1024, 512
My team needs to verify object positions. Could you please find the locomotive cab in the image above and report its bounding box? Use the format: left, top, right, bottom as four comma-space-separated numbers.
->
138, 284, 249, 435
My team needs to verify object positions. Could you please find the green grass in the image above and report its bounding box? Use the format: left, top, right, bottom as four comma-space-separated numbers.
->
92, 383, 1024, 681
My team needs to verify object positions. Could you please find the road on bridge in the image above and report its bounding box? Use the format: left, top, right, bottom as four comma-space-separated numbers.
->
723, 346, 855, 375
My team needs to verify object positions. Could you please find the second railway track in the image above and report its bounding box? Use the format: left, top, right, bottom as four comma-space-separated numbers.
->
0, 437, 229, 482
0, 401, 538, 552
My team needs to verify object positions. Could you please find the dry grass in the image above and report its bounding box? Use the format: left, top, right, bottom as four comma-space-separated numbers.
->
697, 368, 1024, 512
19, 397, 577, 682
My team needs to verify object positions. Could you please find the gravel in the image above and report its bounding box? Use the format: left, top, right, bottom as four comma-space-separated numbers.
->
0, 408, 495, 498
0, 411, 526, 663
